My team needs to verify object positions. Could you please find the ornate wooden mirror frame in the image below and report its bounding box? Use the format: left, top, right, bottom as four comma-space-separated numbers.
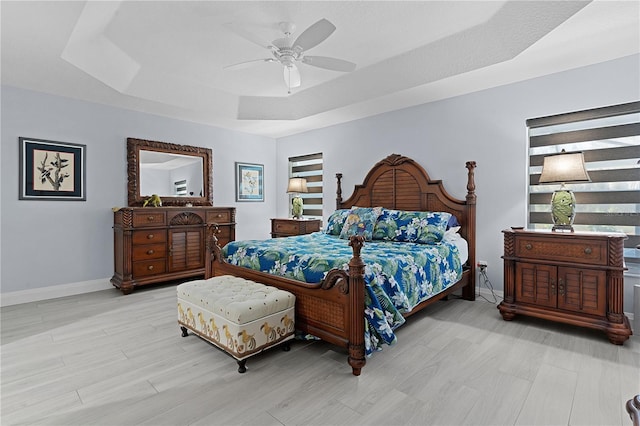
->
127, 138, 213, 207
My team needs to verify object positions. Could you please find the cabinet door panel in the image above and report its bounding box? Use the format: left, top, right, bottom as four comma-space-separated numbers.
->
558, 267, 606, 316
515, 263, 556, 308
169, 228, 204, 271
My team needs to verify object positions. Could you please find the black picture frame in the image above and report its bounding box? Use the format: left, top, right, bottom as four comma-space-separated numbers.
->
19, 137, 86, 201
235, 162, 264, 202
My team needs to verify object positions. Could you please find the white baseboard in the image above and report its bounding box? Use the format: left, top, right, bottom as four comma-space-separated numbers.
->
0, 278, 113, 307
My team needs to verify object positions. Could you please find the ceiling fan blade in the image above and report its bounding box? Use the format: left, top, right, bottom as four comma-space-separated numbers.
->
224, 58, 274, 70
284, 65, 301, 88
223, 22, 274, 50
301, 56, 356, 72
292, 18, 335, 52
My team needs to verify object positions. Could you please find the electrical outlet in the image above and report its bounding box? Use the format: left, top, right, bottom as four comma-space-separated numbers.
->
477, 260, 488, 268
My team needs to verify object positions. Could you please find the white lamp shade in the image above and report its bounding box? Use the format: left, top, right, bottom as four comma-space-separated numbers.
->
539, 151, 591, 184
287, 177, 308, 193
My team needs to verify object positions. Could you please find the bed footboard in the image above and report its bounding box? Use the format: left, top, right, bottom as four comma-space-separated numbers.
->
206, 233, 367, 376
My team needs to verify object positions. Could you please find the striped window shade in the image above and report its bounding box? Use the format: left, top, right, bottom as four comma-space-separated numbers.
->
289, 153, 323, 219
527, 101, 640, 266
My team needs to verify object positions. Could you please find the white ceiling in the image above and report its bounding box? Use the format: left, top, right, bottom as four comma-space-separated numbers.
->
2, 1, 639, 138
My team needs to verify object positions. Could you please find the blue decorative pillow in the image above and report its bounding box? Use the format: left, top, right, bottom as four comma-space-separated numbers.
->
324, 209, 350, 236
372, 208, 401, 240
339, 207, 383, 241
447, 214, 460, 229
373, 210, 451, 244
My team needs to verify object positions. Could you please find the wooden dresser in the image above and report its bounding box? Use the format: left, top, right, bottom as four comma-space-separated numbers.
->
499, 229, 631, 344
112, 206, 235, 294
271, 218, 322, 238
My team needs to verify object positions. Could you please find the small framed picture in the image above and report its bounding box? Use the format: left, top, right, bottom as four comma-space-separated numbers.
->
19, 137, 86, 201
235, 162, 264, 202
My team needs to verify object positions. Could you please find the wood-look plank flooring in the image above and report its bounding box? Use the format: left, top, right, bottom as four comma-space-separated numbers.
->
1, 284, 638, 425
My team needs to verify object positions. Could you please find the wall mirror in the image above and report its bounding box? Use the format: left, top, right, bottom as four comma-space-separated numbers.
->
127, 138, 213, 206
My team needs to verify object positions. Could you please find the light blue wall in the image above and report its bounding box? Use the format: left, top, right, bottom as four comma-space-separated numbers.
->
276, 54, 640, 313
2, 55, 638, 312
1, 86, 276, 294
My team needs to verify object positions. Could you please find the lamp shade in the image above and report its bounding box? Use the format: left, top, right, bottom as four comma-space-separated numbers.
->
287, 177, 308, 193
538, 151, 591, 184
538, 150, 590, 232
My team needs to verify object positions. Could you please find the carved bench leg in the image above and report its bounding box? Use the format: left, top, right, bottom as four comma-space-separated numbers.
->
180, 326, 189, 337
237, 359, 247, 373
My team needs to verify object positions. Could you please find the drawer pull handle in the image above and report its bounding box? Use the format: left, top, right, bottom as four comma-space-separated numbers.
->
217, 214, 222, 218
525, 243, 532, 250
147, 234, 154, 239
584, 247, 592, 255
147, 265, 154, 271
147, 249, 154, 255
147, 216, 154, 221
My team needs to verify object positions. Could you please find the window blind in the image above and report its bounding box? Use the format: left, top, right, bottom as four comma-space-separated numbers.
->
527, 101, 640, 265
289, 153, 323, 219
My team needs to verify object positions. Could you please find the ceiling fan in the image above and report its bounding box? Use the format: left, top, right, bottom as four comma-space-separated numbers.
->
224, 19, 357, 93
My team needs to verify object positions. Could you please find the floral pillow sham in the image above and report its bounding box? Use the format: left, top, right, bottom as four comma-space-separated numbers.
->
339, 207, 383, 241
324, 209, 350, 236
372, 209, 452, 244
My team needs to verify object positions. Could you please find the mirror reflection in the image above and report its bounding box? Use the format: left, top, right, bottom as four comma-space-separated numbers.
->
139, 151, 204, 198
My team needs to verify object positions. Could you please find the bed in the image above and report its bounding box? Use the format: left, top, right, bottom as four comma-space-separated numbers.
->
206, 154, 477, 375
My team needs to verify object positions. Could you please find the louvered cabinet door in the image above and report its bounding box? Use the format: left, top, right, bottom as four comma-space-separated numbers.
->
515, 262, 557, 309
557, 267, 606, 317
169, 227, 204, 272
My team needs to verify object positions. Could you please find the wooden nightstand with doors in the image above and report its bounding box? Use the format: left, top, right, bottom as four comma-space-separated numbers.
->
499, 229, 632, 345
271, 218, 321, 238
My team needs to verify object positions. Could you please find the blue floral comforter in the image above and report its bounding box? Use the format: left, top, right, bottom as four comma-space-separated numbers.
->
223, 232, 462, 355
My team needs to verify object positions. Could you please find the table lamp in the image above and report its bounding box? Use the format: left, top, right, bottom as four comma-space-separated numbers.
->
538, 149, 591, 232
287, 177, 308, 219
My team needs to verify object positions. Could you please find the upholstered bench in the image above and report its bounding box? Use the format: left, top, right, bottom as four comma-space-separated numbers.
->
177, 275, 295, 373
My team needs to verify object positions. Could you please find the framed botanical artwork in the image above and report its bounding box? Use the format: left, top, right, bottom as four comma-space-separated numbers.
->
235, 162, 264, 202
19, 137, 86, 201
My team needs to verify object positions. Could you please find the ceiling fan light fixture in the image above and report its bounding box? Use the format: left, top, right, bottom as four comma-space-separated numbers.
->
279, 22, 296, 36
224, 18, 356, 91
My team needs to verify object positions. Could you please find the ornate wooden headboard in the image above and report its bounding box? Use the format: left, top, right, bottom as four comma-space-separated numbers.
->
336, 153, 477, 268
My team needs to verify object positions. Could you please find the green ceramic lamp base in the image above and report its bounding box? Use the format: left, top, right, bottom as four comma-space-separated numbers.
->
550, 189, 576, 232
292, 196, 303, 219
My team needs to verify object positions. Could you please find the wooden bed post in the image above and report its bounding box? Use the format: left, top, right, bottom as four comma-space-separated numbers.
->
347, 235, 366, 376
463, 161, 477, 301
336, 173, 343, 210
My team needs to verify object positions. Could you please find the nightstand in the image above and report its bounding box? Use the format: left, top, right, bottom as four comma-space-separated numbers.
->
499, 228, 632, 345
271, 218, 321, 238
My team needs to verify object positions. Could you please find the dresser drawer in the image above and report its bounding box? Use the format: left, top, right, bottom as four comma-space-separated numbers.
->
515, 236, 607, 265
132, 243, 166, 261
132, 230, 167, 245
132, 259, 166, 277
132, 211, 167, 227
273, 220, 301, 235
206, 209, 232, 224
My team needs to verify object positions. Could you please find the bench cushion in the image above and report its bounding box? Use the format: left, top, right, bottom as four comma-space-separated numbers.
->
177, 275, 295, 325
177, 275, 295, 362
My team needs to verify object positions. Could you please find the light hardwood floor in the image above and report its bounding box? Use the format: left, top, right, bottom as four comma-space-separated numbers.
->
1, 284, 638, 426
